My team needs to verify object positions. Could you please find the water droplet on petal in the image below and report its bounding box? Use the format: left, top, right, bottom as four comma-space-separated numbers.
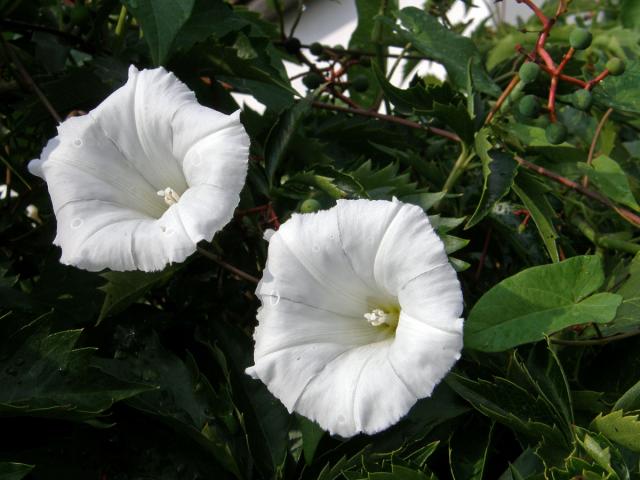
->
337, 414, 346, 424
269, 293, 280, 306
71, 218, 83, 229
73, 138, 83, 147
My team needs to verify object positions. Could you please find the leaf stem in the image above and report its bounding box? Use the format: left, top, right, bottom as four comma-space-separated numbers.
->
572, 216, 640, 254
583, 107, 614, 187
197, 247, 260, 284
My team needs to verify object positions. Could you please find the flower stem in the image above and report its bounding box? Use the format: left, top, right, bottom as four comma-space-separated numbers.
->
442, 145, 474, 195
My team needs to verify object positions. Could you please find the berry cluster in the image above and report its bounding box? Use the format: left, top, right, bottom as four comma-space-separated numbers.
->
490, 0, 626, 144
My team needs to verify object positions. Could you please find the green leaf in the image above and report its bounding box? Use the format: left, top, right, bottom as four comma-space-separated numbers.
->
172, 0, 249, 54
593, 410, 640, 452
98, 267, 178, 324
621, 0, 640, 29
392, 7, 500, 95
369, 465, 432, 480
579, 155, 640, 211
347, 0, 398, 108
449, 419, 493, 480
594, 60, 640, 114
466, 130, 518, 228
95, 331, 244, 478
297, 414, 324, 465
122, 0, 195, 65
265, 96, 313, 185
614, 378, 640, 412
607, 253, 640, 336
0, 316, 151, 421
512, 173, 560, 263
0, 462, 34, 480
465, 256, 623, 351
447, 374, 570, 449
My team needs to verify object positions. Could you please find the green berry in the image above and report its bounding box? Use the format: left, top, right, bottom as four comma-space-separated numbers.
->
606, 57, 625, 76
302, 73, 323, 89
300, 199, 322, 213
69, 5, 90, 26
284, 37, 301, 54
351, 75, 369, 92
545, 122, 568, 145
518, 95, 540, 118
569, 28, 592, 50
518, 62, 540, 84
572, 89, 592, 111
309, 42, 323, 56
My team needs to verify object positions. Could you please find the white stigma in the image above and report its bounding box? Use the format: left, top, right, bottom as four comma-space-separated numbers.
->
157, 187, 181, 206
364, 308, 389, 327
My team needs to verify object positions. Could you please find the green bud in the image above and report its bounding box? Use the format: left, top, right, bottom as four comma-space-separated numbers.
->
351, 75, 369, 93
518, 62, 540, 84
606, 57, 625, 76
302, 73, 324, 90
569, 28, 592, 50
518, 95, 540, 118
309, 42, 324, 56
545, 122, 568, 145
300, 199, 322, 213
572, 89, 592, 111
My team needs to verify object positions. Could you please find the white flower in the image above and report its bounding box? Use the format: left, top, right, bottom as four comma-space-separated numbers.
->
28, 66, 249, 272
247, 198, 464, 437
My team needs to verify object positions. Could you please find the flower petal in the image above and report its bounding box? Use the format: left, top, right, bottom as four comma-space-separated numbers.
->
29, 66, 249, 272
249, 199, 465, 437
257, 208, 377, 317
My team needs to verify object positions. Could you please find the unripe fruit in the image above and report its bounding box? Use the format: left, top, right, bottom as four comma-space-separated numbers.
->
69, 5, 90, 26
309, 42, 323, 56
518, 95, 540, 118
284, 37, 301, 54
545, 122, 568, 145
572, 89, 592, 111
351, 75, 369, 92
519, 62, 540, 84
300, 199, 322, 213
302, 73, 323, 89
606, 57, 625, 76
569, 28, 592, 50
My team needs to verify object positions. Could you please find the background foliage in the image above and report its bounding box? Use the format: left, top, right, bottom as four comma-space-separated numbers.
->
2, 0, 640, 478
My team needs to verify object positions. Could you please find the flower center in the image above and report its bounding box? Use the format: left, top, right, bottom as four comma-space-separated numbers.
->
364, 308, 390, 326
364, 306, 400, 330
157, 187, 181, 206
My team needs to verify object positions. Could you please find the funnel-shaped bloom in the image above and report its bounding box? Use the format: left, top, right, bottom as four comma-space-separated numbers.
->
29, 66, 249, 272
247, 199, 464, 437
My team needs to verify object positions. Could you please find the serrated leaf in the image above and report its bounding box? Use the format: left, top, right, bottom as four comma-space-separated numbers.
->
579, 155, 640, 211
0, 316, 151, 421
465, 256, 623, 352
594, 60, 640, 114
98, 267, 178, 324
447, 374, 570, 449
392, 7, 500, 95
593, 410, 640, 452
466, 130, 518, 228
265, 96, 312, 185
512, 173, 560, 263
443, 235, 469, 255
0, 462, 34, 480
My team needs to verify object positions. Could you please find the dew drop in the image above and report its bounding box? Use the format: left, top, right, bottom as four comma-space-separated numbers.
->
73, 138, 83, 147
57, 367, 67, 376
71, 218, 83, 229
269, 293, 280, 306
337, 414, 346, 424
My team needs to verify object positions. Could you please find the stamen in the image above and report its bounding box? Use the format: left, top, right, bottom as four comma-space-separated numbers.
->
364, 308, 389, 327
157, 187, 181, 206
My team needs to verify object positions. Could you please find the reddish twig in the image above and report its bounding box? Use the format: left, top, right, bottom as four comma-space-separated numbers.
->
311, 101, 462, 142
475, 227, 492, 280
485, 73, 521, 125
515, 156, 640, 227
197, 247, 260, 284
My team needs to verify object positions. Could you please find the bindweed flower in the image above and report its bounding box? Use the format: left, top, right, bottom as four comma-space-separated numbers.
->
247, 199, 464, 437
28, 66, 249, 272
